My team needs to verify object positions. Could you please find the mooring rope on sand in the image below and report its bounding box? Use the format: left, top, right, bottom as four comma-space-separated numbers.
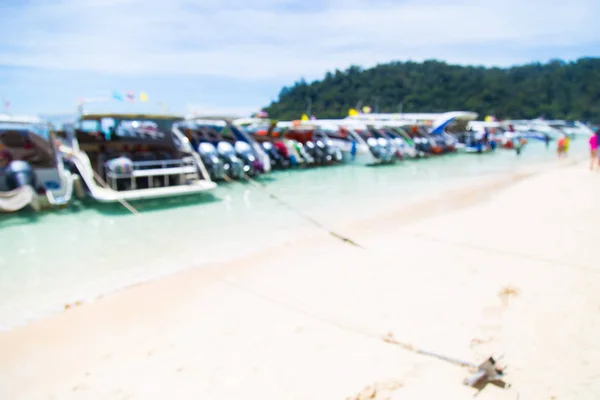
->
215, 172, 526, 396
207, 267, 523, 398
200, 156, 589, 397
210, 160, 590, 396
223, 173, 364, 249
206, 268, 521, 398
207, 268, 475, 366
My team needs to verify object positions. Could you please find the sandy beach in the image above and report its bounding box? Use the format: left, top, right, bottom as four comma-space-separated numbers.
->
1, 157, 599, 400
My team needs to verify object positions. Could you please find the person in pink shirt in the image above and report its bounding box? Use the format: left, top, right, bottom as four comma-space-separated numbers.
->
589, 130, 600, 170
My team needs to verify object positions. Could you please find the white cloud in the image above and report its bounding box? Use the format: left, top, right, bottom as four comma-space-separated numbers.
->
0, 0, 598, 81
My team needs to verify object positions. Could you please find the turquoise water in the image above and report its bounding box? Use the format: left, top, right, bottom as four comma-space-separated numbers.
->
0, 141, 586, 330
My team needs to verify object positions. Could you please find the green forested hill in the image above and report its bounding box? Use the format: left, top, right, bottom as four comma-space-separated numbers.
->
263, 58, 600, 122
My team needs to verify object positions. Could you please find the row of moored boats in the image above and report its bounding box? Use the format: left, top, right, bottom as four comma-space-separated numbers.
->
0, 111, 595, 213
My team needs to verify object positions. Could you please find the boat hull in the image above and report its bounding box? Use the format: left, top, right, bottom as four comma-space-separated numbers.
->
62, 146, 217, 204
88, 180, 217, 203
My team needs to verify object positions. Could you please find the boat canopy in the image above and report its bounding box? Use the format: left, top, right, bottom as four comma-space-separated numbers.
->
182, 117, 253, 144
0, 115, 53, 139
278, 119, 370, 131
345, 111, 478, 125
80, 113, 182, 120
345, 112, 442, 122
180, 119, 227, 128
233, 117, 273, 126
430, 112, 478, 134
77, 114, 183, 142
0, 114, 44, 124
184, 115, 239, 123
0, 119, 57, 169
468, 121, 502, 131
0, 122, 51, 139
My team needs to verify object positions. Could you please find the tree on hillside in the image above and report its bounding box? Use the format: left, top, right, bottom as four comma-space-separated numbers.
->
264, 58, 600, 122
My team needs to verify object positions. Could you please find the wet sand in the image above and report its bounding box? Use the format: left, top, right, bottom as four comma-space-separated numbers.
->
1, 157, 598, 399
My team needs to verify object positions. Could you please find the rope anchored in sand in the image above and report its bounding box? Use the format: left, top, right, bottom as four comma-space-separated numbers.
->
223, 173, 364, 249
207, 269, 511, 395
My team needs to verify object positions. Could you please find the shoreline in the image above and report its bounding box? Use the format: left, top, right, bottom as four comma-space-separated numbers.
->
0, 154, 585, 333
1, 155, 598, 399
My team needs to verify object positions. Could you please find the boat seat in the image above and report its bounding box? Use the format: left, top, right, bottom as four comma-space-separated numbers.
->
133, 152, 158, 170
76, 130, 105, 143
105, 157, 134, 175
0, 131, 28, 148
133, 152, 157, 161
156, 151, 175, 160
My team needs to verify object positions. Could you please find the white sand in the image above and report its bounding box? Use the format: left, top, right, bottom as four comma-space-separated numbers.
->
1, 158, 599, 399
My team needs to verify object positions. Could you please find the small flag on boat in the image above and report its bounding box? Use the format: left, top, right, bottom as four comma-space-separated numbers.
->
139, 92, 148, 102
301, 113, 309, 121
348, 108, 359, 117
112, 90, 124, 101
125, 91, 135, 102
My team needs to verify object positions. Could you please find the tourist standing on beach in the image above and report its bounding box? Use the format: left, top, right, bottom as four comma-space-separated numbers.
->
590, 130, 600, 170
557, 133, 569, 157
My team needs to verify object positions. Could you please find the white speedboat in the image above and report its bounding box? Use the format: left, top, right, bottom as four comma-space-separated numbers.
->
185, 116, 272, 174
58, 113, 216, 203
369, 122, 420, 158
281, 120, 378, 165
540, 120, 595, 137
310, 122, 370, 164
0, 114, 75, 212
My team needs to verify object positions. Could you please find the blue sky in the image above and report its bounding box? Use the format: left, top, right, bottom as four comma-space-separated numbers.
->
1, 0, 599, 118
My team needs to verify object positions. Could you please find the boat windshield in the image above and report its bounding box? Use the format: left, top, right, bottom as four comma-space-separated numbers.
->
0, 122, 50, 139
240, 124, 270, 134
549, 123, 567, 130
343, 129, 362, 139
79, 117, 177, 140
0, 122, 56, 168
320, 127, 353, 142
179, 120, 226, 133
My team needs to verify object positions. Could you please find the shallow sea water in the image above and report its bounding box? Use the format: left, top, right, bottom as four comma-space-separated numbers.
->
0, 140, 586, 330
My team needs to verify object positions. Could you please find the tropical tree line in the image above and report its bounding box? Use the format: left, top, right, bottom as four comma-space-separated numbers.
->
263, 58, 600, 123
